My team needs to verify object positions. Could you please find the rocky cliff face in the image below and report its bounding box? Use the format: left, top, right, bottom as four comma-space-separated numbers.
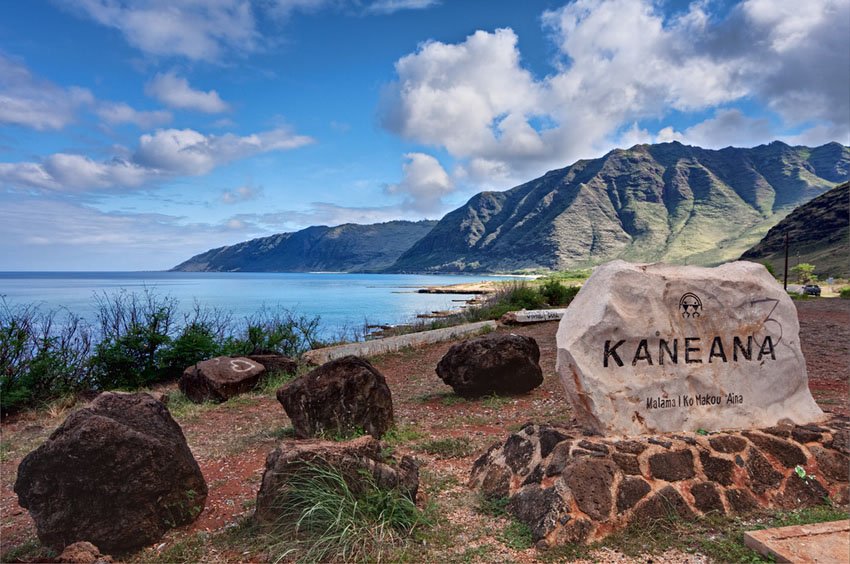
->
388, 141, 849, 273
172, 220, 438, 272
741, 181, 849, 277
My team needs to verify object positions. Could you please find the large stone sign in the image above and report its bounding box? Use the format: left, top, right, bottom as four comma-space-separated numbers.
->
556, 260, 825, 435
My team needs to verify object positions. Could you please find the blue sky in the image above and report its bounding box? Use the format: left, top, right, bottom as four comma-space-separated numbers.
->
1, 0, 848, 270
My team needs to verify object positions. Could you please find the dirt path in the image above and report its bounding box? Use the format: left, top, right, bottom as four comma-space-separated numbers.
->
796, 299, 850, 416
1, 299, 847, 562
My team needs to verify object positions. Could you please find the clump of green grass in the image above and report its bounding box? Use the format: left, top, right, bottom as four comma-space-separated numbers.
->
839, 286, 850, 299
0, 538, 53, 563
499, 520, 533, 550
317, 426, 367, 442
261, 462, 429, 563
0, 440, 12, 463
163, 390, 215, 420
415, 437, 475, 458
257, 369, 299, 396
130, 533, 208, 564
383, 424, 424, 445
477, 495, 510, 517
574, 504, 847, 563
440, 394, 467, 406
481, 394, 511, 409
768, 504, 848, 527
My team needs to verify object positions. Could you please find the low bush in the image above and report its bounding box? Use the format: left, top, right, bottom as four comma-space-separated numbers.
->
539, 279, 580, 306
89, 289, 175, 390
840, 287, 850, 299
0, 300, 92, 414
224, 307, 322, 357
90, 318, 171, 390
158, 322, 223, 381
499, 282, 547, 310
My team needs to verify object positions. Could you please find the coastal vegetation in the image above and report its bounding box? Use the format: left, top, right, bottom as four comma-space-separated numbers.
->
0, 292, 320, 415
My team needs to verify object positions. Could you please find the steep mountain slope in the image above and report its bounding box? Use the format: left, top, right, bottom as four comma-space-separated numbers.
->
388, 141, 849, 273
741, 182, 849, 277
172, 220, 438, 272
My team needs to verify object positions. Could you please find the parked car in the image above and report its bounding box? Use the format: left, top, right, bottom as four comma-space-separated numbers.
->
802, 284, 821, 296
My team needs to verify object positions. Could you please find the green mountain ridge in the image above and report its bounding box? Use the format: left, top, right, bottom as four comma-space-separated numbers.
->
388, 141, 849, 273
171, 220, 438, 273
173, 141, 849, 274
741, 181, 849, 278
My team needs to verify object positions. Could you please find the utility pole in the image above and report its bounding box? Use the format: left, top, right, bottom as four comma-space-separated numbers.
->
783, 232, 789, 291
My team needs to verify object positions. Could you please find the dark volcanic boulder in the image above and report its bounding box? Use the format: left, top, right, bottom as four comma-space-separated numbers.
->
436, 333, 543, 397
246, 354, 297, 376
277, 356, 394, 439
255, 436, 418, 525
179, 356, 265, 403
14, 392, 207, 554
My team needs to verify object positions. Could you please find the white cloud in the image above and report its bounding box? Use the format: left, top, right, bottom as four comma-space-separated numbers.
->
738, 0, 849, 128
1, 53, 176, 131
385, 152, 453, 213
0, 195, 259, 270
379, 0, 850, 183
657, 109, 774, 149
0, 127, 314, 192
135, 127, 313, 175
367, 0, 440, 15
380, 29, 543, 164
783, 124, 850, 147
95, 101, 172, 128
0, 54, 94, 130
230, 202, 425, 232
222, 185, 263, 204
71, 0, 260, 62
268, 0, 336, 18
146, 72, 229, 113
0, 155, 149, 192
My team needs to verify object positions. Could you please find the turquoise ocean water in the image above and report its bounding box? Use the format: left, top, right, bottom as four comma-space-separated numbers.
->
0, 272, 512, 337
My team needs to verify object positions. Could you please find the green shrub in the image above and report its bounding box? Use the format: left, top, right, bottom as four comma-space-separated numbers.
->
539, 279, 580, 306
791, 263, 818, 284
89, 289, 176, 389
840, 287, 850, 299
89, 319, 172, 389
501, 282, 547, 310
263, 463, 427, 562
0, 301, 91, 414
158, 322, 222, 380
225, 307, 321, 357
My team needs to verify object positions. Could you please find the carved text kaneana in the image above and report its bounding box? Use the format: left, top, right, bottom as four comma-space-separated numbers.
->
602, 335, 775, 368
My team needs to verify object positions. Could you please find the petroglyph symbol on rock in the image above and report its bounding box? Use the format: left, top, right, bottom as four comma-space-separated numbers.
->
679, 293, 702, 319
230, 359, 254, 372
